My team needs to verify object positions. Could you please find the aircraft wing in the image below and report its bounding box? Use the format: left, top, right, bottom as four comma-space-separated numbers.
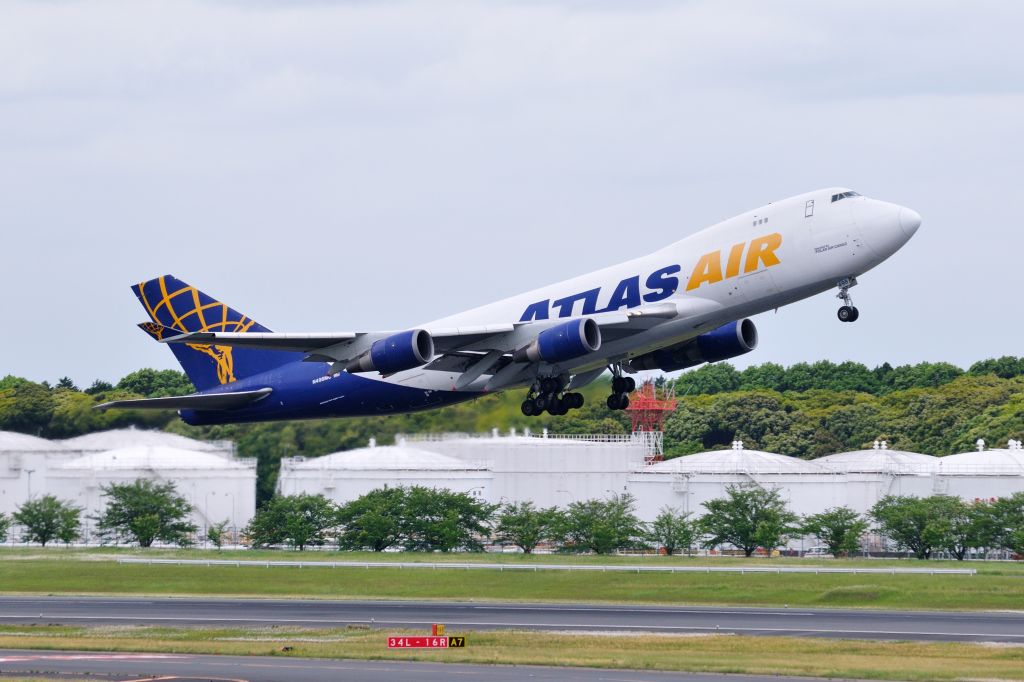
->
95, 387, 273, 411
143, 298, 713, 367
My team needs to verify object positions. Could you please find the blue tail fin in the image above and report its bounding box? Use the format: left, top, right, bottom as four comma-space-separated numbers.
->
133, 275, 302, 391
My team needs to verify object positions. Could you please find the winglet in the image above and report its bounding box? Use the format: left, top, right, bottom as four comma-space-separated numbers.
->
137, 322, 187, 342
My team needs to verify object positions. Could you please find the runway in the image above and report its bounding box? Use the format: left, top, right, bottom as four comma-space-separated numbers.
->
1, 596, 1022, 642
0, 649, 836, 682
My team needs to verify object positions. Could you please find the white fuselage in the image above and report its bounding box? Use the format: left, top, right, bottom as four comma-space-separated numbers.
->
401, 187, 920, 393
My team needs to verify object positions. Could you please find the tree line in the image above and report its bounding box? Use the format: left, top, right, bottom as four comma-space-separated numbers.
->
2, 357, 1022, 504
215, 485, 1024, 559
7, 479, 1021, 560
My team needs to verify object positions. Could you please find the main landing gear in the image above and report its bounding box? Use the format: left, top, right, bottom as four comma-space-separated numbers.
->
521, 376, 585, 417
607, 372, 635, 411
836, 277, 860, 323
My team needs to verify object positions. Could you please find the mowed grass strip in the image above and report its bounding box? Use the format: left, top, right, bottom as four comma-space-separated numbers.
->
0, 558, 1021, 610
4, 547, 1024, 574
0, 625, 1022, 681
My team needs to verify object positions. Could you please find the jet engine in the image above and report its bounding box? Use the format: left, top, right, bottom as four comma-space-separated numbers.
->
514, 318, 602, 364
346, 329, 435, 374
626, 318, 758, 372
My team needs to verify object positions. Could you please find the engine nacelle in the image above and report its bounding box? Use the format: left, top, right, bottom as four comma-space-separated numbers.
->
626, 318, 758, 372
514, 318, 601, 364
346, 329, 434, 374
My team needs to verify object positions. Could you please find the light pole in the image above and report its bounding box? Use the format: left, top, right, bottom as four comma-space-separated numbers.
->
225, 492, 235, 542
204, 491, 213, 544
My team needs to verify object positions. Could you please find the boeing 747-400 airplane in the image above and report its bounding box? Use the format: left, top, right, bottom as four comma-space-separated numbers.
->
100, 188, 920, 424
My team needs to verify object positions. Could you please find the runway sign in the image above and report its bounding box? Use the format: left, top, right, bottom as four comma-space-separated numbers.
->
387, 636, 466, 648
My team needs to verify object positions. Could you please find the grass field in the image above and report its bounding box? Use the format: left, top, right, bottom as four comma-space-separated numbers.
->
1, 548, 1022, 610
1, 624, 1022, 681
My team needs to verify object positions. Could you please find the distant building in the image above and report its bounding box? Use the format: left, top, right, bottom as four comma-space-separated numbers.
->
48, 446, 257, 538
278, 441, 492, 504
59, 427, 234, 457
0, 429, 254, 543
0, 431, 72, 517
408, 430, 648, 508
628, 442, 838, 520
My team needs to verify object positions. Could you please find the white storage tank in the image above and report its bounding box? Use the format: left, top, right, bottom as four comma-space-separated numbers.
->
0, 431, 70, 517
278, 441, 493, 505
814, 441, 938, 511
628, 442, 841, 520
49, 445, 257, 539
60, 428, 234, 457
407, 431, 647, 509
935, 440, 1024, 501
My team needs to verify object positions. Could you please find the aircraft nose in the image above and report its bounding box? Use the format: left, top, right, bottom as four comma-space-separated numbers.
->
899, 207, 922, 238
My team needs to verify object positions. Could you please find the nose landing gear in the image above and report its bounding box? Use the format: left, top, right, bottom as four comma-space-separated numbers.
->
521, 376, 585, 416
836, 277, 860, 323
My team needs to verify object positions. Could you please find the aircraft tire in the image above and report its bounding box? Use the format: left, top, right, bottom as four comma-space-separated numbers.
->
521, 399, 538, 416
548, 397, 568, 416
849, 306, 860, 321
837, 306, 853, 322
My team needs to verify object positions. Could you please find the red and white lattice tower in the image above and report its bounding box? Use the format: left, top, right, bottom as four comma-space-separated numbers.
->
626, 379, 677, 462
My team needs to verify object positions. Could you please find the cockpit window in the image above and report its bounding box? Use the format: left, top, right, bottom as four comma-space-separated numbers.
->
831, 191, 861, 203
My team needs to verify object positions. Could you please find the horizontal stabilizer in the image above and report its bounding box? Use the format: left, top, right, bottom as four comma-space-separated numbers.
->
96, 387, 273, 412
156, 327, 360, 352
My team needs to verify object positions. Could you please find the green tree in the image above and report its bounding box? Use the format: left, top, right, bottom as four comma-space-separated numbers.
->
84, 379, 114, 395
116, 369, 194, 398
968, 356, 1023, 379
205, 520, 230, 549
556, 493, 647, 554
648, 506, 694, 555
494, 501, 562, 554
94, 479, 196, 548
13, 495, 81, 546
337, 487, 408, 552
739, 362, 786, 392
674, 363, 741, 396
401, 487, 496, 552
988, 492, 1024, 555
0, 512, 9, 543
921, 496, 993, 560
869, 495, 968, 560
801, 506, 868, 557
698, 484, 800, 557
55, 377, 79, 391
0, 381, 55, 435
245, 494, 339, 550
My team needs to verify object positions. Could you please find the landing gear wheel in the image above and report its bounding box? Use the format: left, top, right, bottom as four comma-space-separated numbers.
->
567, 392, 584, 409
547, 397, 569, 416
607, 393, 629, 410
534, 393, 551, 412
521, 399, 538, 416
835, 277, 859, 323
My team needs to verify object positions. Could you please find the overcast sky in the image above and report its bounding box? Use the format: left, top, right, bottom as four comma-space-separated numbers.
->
2, 1, 1022, 387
